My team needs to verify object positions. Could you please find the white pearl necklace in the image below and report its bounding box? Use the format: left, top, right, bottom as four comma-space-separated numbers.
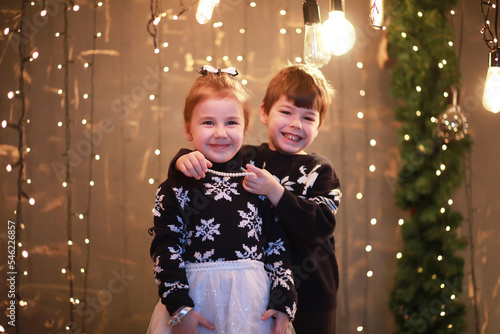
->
206, 168, 252, 178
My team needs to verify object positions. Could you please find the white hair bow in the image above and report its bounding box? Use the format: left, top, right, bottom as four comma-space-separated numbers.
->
200, 65, 238, 76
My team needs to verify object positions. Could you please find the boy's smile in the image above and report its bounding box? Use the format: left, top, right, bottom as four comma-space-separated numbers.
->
260, 95, 320, 155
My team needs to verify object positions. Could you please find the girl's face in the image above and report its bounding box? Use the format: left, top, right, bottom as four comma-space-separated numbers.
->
260, 95, 320, 155
185, 97, 246, 163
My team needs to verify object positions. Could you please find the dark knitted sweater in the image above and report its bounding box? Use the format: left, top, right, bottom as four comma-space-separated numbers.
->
242, 144, 341, 313
149, 152, 297, 319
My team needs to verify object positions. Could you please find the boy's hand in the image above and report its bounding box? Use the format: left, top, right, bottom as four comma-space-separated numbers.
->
242, 164, 284, 206
171, 309, 215, 334
176, 151, 212, 180
261, 309, 290, 334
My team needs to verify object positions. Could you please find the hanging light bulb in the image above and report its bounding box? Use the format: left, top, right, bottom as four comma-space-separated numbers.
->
196, 0, 218, 25
323, 0, 356, 56
369, 0, 384, 29
302, 0, 331, 68
482, 49, 500, 113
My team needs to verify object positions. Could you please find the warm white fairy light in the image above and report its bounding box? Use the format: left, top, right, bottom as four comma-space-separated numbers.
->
163, 67, 169, 72
396, 252, 402, 259
280, 9, 286, 15
448, 199, 453, 205
357, 326, 364, 332
28, 197, 35, 205
369, 139, 376, 146
79, 214, 84, 219
436, 170, 441, 176
356, 192, 363, 199
206, 56, 213, 61
440, 207, 446, 213
85, 238, 90, 244
369, 165, 375, 172
357, 112, 364, 119
416, 86, 422, 92
95, 154, 100, 160
365, 245, 372, 252
280, 28, 287, 34
68, 240, 73, 246
22, 250, 28, 258
149, 94, 155, 101
237, 56, 243, 61
370, 218, 377, 225
446, 226, 451, 231
367, 270, 373, 277
62, 182, 68, 187
437, 255, 443, 261
149, 178, 155, 184
155, 149, 161, 155
398, 219, 404, 226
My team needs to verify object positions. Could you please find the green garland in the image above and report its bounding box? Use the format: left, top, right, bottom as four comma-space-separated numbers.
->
386, 0, 471, 333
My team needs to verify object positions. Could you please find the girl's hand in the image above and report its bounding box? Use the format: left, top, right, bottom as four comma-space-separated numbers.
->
176, 151, 212, 180
261, 309, 290, 334
171, 309, 215, 334
242, 164, 284, 206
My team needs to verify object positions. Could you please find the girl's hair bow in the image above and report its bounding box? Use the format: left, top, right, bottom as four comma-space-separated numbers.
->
198, 65, 238, 76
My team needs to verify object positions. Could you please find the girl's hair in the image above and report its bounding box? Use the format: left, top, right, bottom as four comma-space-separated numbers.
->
262, 64, 335, 126
184, 72, 251, 130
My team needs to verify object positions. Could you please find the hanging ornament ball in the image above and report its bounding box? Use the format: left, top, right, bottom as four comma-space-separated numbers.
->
436, 104, 468, 142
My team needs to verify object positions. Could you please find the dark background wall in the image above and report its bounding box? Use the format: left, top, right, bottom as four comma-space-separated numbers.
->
0, 0, 498, 333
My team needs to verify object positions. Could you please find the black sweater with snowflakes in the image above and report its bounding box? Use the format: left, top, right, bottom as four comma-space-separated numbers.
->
242, 143, 341, 313
150, 152, 297, 319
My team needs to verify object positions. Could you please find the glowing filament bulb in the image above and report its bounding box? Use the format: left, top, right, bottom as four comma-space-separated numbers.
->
196, 0, 217, 24
370, 0, 384, 29
323, 10, 356, 56
482, 50, 500, 113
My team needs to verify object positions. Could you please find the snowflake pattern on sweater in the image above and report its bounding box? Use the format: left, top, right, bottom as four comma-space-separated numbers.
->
242, 143, 342, 313
149, 154, 297, 319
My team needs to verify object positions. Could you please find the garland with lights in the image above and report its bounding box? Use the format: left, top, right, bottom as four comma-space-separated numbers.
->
386, 0, 471, 332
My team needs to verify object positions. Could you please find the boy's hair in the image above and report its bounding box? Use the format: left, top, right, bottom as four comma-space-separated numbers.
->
184, 72, 251, 130
262, 64, 334, 126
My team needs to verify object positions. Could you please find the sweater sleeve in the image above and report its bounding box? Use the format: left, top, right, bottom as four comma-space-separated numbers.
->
273, 162, 341, 244
150, 182, 195, 315
263, 205, 298, 320
167, 148, 194, 175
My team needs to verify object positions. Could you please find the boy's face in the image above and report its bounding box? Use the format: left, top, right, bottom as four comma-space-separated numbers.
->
185, 97, 246, 163
260, 95, 320, 155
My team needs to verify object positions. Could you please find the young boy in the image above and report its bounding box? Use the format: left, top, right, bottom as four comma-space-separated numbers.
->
174, 64, 341, 334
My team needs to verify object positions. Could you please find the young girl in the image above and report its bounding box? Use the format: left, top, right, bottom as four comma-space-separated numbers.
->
147, 66, 297, 334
